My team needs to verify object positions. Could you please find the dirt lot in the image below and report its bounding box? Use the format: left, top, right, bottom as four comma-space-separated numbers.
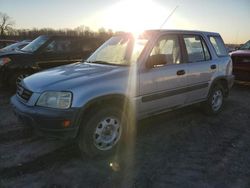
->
0, 83, 250, 188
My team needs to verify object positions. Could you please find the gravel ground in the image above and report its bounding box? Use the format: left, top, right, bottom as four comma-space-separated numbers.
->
0, 83, 250, 188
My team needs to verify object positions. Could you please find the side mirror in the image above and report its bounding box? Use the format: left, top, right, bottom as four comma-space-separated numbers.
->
44, 48, 54, 53
39, 49, 52, 55
146, 55, 167, 69
146, 57, 154, 69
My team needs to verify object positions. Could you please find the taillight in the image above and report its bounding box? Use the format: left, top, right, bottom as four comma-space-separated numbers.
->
227, 59, 233, 75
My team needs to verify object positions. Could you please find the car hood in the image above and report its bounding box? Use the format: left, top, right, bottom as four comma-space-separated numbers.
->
0, 50, 32, 60
230, 50, 250, 57
23, 62, 128, 92
0, 49, 29, 56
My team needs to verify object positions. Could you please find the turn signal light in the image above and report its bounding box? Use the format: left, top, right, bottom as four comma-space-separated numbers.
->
63, 120, 71, 128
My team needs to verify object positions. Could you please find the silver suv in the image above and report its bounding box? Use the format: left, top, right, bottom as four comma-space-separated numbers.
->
11, 30, 234, 157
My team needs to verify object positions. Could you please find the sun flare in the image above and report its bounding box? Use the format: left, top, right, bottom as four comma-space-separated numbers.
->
100, 0, 173, 34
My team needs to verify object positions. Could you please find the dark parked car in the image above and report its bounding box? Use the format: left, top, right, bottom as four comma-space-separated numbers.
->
0, 40, 31, 53
230, 40, 250, 81
0, 35, 99, 87
0, 39, 17, 48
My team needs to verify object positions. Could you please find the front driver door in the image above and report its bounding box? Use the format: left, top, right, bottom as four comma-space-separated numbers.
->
138, 34, 187, 116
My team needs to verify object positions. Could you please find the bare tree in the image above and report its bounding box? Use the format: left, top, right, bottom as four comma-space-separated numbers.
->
0, 12, 14, 36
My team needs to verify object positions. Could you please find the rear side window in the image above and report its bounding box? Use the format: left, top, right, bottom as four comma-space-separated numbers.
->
209, 36, 228, 56
183, 35, 211, 63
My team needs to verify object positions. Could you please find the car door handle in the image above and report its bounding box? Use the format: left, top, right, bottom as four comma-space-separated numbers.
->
211, 64, 217, 70
176, 70, 185, 76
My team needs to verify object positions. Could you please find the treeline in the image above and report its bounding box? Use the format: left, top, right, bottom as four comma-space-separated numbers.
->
0, 26, 119, 41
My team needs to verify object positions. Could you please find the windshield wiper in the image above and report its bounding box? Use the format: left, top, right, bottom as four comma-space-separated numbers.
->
86, 60, 110, 65
85, 60, 128, 66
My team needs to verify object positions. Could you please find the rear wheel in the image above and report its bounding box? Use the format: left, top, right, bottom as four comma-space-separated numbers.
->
204, 84, 224, 115
78, 106, 128, 158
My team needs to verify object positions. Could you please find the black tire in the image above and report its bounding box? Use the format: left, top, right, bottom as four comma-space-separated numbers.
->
78, 105, 131, 158
203, 84, 224, 115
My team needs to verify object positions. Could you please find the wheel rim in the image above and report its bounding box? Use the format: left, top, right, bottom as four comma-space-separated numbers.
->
16, 74, 29, 86
93, 116, 122, 151
211, 89, 223, 112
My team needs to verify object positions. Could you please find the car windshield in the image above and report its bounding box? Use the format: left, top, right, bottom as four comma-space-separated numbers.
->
86, 33, 149, 66
239, 40, 250, 50
21, 36, 49, 53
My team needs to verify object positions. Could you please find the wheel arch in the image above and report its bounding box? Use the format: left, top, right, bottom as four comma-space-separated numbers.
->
209, 76, 229, 97
75, 93, 133, 137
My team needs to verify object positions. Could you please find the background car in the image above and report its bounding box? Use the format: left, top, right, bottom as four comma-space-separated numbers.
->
0, 40, 31, 53
0, 39, 17, 48
230, 40, 250, 81
0, 35, 101, 87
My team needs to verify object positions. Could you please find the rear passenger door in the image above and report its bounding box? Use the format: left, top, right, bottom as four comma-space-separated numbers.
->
182, 35, 216, 103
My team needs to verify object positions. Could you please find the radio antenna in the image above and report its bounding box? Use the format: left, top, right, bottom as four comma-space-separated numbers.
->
160, 5, 179, 29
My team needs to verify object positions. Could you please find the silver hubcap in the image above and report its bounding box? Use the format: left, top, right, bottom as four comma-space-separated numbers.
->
211, 89, 223, 111
16, 74, 28, 86
93, 117, 122, 151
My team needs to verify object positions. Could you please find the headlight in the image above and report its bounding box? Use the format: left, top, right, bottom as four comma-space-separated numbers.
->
0, 57, 11, 66
36, 91, 72, 109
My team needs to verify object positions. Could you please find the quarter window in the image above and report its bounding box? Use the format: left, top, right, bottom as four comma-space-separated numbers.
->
209, 36, 228, 56
183, 35, 211, 63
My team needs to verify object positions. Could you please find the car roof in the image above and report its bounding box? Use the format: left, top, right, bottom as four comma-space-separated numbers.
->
144, 29, 220, 36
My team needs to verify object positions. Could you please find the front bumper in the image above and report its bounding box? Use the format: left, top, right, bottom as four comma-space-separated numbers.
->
11, 95, 81, 139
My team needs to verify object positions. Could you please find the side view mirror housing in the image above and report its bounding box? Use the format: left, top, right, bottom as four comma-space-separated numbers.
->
145, 55, 167, 69
146, 58, 154, 69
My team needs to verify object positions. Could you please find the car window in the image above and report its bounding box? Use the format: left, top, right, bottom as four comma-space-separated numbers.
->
209, 36, 228, 56
87, 34, 149, 66
183, 35, 211, 63
44, 39, 72, 53
149, 35, 181, 67
239, 40, 250, 50
93, 36, 130, 64
21, 36, 49, 53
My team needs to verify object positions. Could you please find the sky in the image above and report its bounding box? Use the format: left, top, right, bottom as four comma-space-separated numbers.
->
0, 0, 249, 44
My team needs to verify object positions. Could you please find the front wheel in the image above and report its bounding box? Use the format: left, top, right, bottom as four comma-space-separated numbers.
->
203, 84, 224, 115
78, 106, 129, 158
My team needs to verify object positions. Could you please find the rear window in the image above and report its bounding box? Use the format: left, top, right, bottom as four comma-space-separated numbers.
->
183, 35, 211, 63
209, 36, 228, 56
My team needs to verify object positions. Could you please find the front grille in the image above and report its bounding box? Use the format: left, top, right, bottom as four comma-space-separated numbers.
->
16, 84, 33, 102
